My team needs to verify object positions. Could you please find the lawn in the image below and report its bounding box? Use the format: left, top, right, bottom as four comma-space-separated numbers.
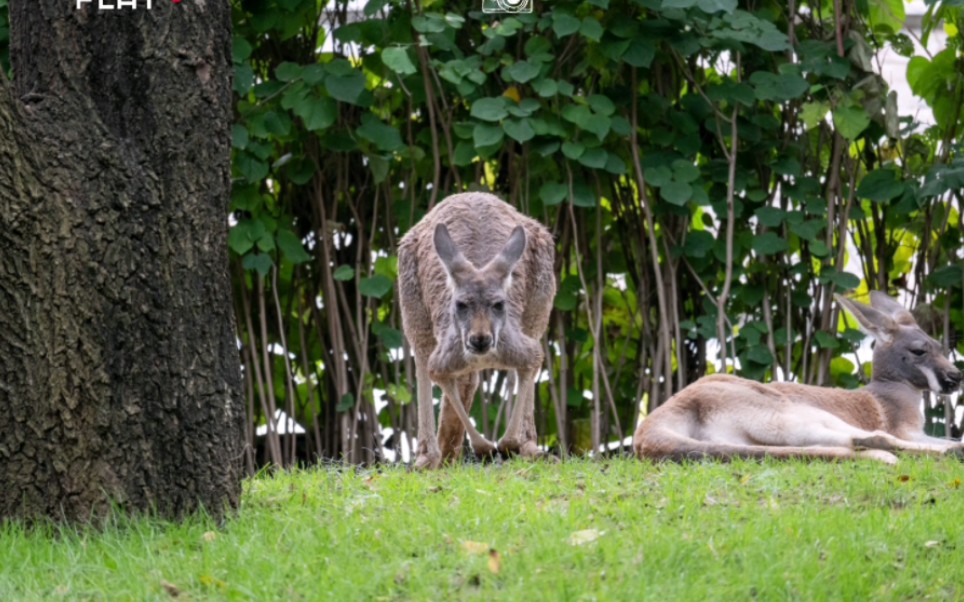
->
2, 456, 963, 600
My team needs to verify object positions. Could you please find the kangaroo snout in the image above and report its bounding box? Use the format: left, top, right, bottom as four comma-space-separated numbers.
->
467, 333, 493, 354
940, 366, 962, 393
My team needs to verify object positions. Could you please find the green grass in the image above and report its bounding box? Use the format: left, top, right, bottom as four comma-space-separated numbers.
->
2, 457, 964, 600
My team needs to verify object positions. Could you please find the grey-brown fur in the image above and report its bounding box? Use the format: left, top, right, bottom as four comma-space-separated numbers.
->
398, 192, 556, 469
633, 292, 963, 464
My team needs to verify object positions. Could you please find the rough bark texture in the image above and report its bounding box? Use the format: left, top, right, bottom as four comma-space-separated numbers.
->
0, 0, 243, 522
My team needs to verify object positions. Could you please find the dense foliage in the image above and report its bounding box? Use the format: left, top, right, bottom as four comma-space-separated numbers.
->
5, 0, 964, 468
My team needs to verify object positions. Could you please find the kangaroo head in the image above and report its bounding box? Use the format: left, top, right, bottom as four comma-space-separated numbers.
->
433, 223, 527, 356
836, 291, 962, 394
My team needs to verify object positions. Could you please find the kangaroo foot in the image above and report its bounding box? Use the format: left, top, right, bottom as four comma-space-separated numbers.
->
414, 450, 442, 470
856, 449, 898, 465
497, 438, 553, 460
470, 438, 499, 459
942, 444, 964, 460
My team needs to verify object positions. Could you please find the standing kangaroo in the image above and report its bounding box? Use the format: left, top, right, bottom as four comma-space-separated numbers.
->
398, 192, 556, 469
633, 292, 963, 464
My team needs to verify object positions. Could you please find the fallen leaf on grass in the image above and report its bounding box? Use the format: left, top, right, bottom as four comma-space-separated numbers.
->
461, 540, 491, 555
569, 529, 603, 546
487, 550, 502, 574
202, 531, 217, 542
160, 579, 181, 598
897, 474, 911, 482
950, 479, 961, 489
199, 574, 227, 589
924, 540, 941, 548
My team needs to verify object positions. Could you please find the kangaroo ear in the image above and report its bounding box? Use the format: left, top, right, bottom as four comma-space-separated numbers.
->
835, 294, 899, 344
434, 223, 474, 283
868, 291, 917, 326
485, 225, 527, 283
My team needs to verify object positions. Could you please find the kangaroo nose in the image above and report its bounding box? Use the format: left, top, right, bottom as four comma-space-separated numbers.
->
947, 369, 962, 389
468, 334, 492, 353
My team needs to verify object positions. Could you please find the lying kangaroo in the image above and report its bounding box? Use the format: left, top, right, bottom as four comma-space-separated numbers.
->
398, 192, 556, 469
633, 292, 963, 464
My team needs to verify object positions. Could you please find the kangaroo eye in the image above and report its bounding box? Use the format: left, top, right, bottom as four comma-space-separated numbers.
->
455, 301, 468, 312
492, 301, 505, 312
911, 348, 926, 357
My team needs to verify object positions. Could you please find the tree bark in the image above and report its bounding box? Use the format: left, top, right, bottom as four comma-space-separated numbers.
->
0, 0, 243, 522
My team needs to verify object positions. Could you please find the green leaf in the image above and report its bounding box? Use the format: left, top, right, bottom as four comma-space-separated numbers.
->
333, 265, 355, 281
533, 78, 558, 97
588, 94, 615, 116
697, 0, 736, 12
326, 72, 367, 105
232, 125, 249, 150
821, 269, 861, 291
751, 232, 789, 255
580, 17, 604, 42
232, 36, 253, 64
506, 60, 541, 83
411, 14, 446, 33
473, 123, 504, 148
236, 153, 268, 183
373, 321, 405, 349
622, 39, 655, 68
359, 275, 393, 298
540, 182, 568, 205
814, 331, 840, 350
749, 71, 809, 102
661, 181, 693, 206
471, 97, 509, 122
646, 165, 673, 187
276, 62, 304, 82
715, 11, 791, 52
562, 104, 610, 140
336, 393, 355, 413
857, 169, 904, 202
382, 47, 417, 75
242, 253, 273, 277
800, 101, 829, 130
276, 229, 311, 264
745, 345, 774, 366
561, 141, 585, 159
234, 65, 254, 95
571, 182, 597, 207
868, 0, 905, 35
833, 106, 870, 140
503, 119, 535, 143
605, 154, 627, 175
228, 225, 255, 255
291, 94, 337, 132
356, 115, 404, 152
578, 148, 608, 169
927, 265, 963, 289
672, 160, 700, 183
368, 154, 389, 184
552, 12, 581, 37
386, 383, 412, 405
789, 220, 825, 242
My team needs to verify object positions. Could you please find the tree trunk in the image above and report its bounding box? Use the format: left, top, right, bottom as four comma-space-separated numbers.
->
0, 0, 243, 522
